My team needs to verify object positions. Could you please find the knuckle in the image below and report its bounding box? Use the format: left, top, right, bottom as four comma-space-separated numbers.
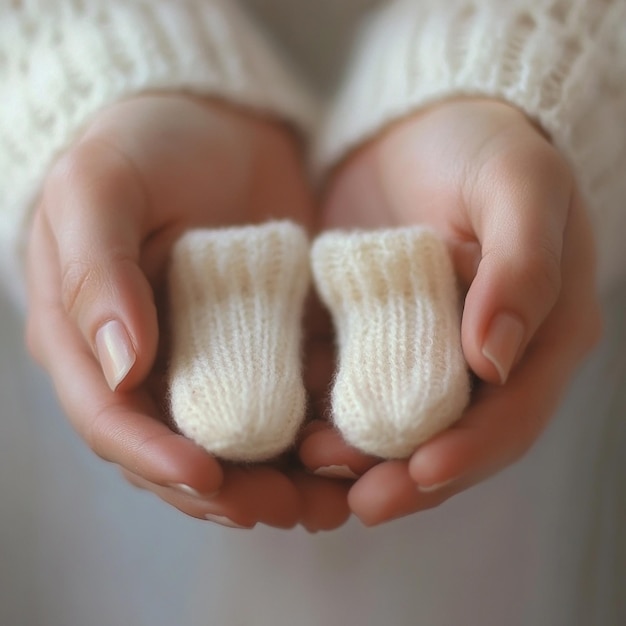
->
471, 139, 573, 227
60, 256, 107, 319
43, 137, 139, 223
481, 137, 570, 189
43, 151, 73, 199
516, 246, 563, 306
47, 139, 105, 188
521, 145, 571, 189
83, 406, 114, 462
43, 145, 92, 212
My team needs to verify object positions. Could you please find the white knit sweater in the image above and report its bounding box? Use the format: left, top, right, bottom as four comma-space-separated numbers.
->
1, 0, 625, 301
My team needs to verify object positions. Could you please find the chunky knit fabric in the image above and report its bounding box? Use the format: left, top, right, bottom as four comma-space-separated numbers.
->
317, 0, 626, 290
2, 0, 626, 300
167, 222, 310, 462
0, 0, 316, 305
312, 227, 470, 459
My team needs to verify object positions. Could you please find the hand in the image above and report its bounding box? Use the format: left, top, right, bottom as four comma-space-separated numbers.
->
25, 94, 350, 531
300, 99, 602, 525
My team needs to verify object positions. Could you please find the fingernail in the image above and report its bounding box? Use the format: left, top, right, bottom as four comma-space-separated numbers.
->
168, 483, 219, 499
95, 320, 136, 391
417, 477, 458, 493
482, 313, 525, 384
313, 465, 359, 480
204, 513, 253, 529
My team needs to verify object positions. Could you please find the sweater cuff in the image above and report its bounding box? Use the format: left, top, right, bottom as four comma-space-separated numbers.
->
318, 0, 626, 290
0, 0, 318, 306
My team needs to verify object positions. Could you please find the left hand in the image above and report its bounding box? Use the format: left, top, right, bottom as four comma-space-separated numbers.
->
24, 94, 350, 532
300, 98, 602, 525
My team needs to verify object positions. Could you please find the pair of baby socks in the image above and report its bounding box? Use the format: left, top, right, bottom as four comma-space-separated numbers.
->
167, 221, 470, 462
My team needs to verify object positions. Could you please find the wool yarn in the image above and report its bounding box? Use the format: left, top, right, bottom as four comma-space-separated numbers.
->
312, 227, 470, 459
167, 221, 310, 462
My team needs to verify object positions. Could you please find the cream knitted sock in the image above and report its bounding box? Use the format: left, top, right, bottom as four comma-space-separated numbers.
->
311, 227, 470, 459
167, 221, 309, 462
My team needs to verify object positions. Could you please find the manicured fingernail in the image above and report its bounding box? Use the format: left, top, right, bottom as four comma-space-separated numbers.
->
204, 513, 252, 529
417, 477, 458, 493
482, 313, 525, 384
168, 483, 219, 499
314, 465, 359, 480
95, 320, 136, 391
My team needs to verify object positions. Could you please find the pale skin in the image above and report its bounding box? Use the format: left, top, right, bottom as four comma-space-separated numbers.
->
25, 94, 602, 530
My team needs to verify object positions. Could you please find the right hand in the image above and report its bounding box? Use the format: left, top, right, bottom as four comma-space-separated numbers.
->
25, 94, 350, 531
300, 98, 602, 526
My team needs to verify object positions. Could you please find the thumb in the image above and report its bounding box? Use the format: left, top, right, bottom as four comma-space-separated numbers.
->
44, 141, 158, 391
461, 150, 573, 385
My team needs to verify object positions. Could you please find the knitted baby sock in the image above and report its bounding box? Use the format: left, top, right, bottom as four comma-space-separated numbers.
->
167, 221, 310, 462
311, 227, 470, 459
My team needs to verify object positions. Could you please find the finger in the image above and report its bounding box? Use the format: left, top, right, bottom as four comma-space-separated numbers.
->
461, 141, 573, 384
124, 465, 301, 529
299, 420, 380, 479
43, 138, 157, 391
290, 472, 351, 532
348, 461, 479, 526
407, 365, 566, 494
354, 198, 601, 526
121, 469, 254, 527
214, 466, 301, 529
412, 192, 602, 488
349, 350, 586, 528
27, 217, 223, 495
53, 339, 224, 494
410, 302, 599, 490
350, 337, 575, 526
348, 461, 419, 526
54, 343, 224, 494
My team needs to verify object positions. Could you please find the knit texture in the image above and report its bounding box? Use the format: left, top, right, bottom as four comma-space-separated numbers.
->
0, 0, 317, 306
318, 0, 626, 290
167, 221, 310, 462
2, 0, 626, 303
312, 227, 470, 459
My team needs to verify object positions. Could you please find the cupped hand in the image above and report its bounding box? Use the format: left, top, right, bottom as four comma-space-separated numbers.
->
25, 94, 350, 531
300, 99, 602, 525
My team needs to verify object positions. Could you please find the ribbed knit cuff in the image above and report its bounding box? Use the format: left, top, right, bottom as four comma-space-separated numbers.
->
318, 0, 626, 289
168, 222, 310, 462
0, 0, 318, 306
311, 227, 469, 458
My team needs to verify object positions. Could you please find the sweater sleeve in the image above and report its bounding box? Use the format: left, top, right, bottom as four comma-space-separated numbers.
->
0, 0, 317, 305
318, 0, 626, 292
